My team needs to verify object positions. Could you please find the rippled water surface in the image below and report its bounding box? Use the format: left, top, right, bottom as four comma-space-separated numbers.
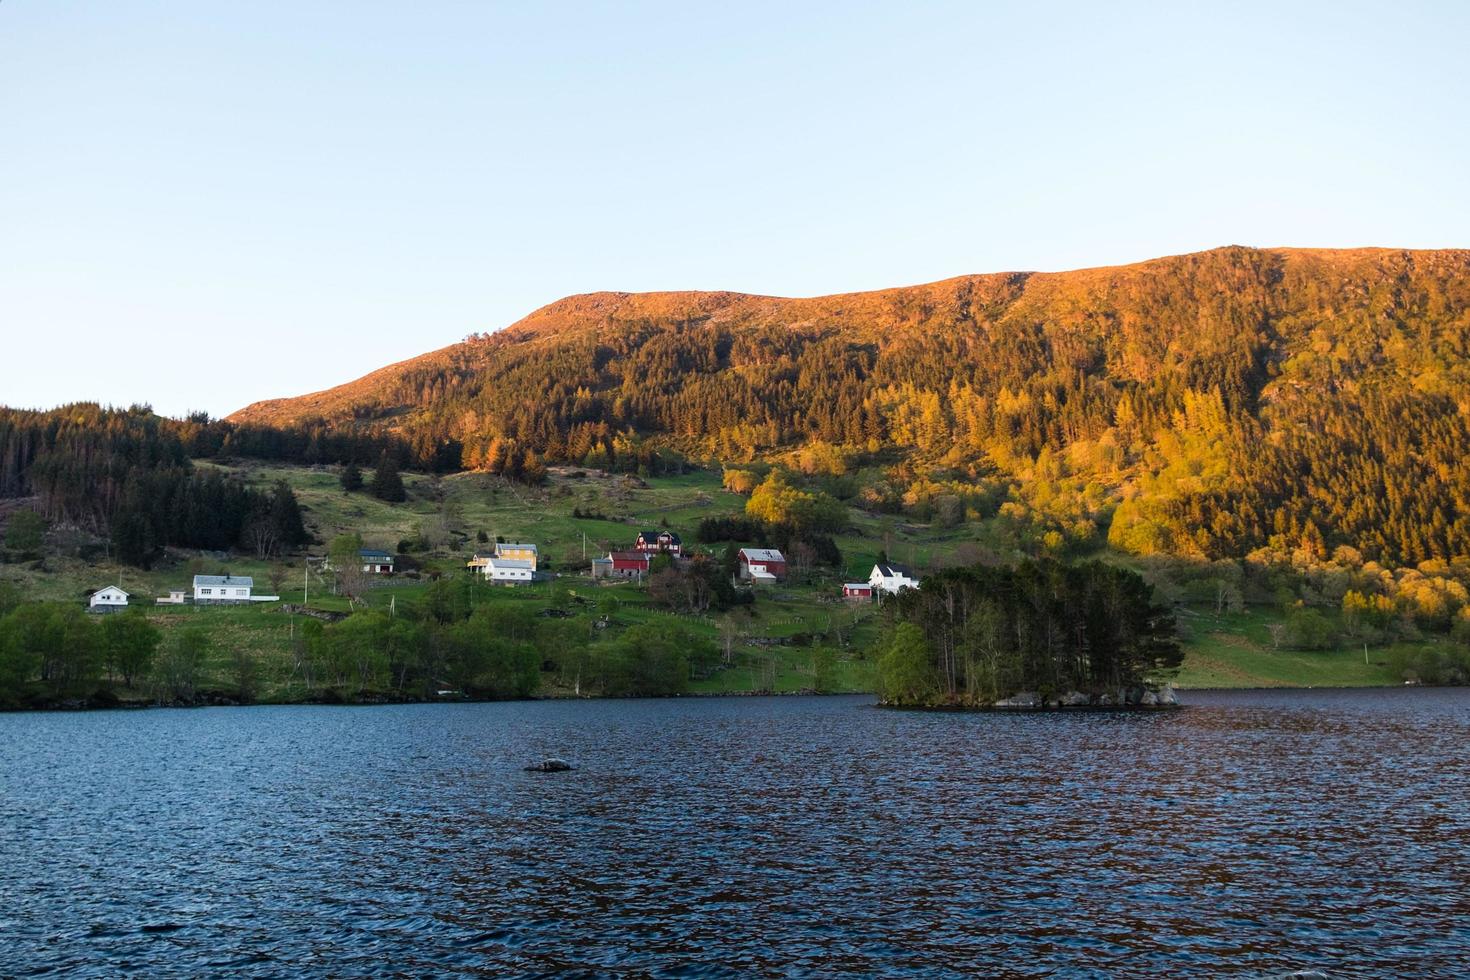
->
2, 690, 1469, 977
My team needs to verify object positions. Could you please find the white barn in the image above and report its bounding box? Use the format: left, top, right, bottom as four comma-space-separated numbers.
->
88, 586, 130, 612
483, 558, 534, 583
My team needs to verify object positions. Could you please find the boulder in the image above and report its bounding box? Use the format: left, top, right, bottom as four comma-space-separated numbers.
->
1139, 689, 1159, 706
1059, 691, 1092, 707
1155, 684, 1179, 706
993, 691, 1042, 709
524, 759, 573, 773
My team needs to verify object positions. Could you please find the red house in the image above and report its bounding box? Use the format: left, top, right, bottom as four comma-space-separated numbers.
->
738, 547, 787, 583
635, 530, 683, 555
842, 583, 874, 601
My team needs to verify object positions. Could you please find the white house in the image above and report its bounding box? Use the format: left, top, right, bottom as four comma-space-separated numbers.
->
869, 562, 920, 595
88, 586, 129, 612
359, 549, 395, 574
482, 557, 535, 584
192, 575, 279, 604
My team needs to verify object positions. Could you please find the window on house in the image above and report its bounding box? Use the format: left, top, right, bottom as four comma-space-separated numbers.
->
201, 588, 212, 595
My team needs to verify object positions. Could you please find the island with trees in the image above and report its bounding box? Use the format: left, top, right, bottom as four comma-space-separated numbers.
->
875, 561, 1183, 709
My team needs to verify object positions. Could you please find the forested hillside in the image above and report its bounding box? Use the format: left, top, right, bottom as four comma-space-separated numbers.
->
0, 405, 311, 567
230, 247, 1470, 566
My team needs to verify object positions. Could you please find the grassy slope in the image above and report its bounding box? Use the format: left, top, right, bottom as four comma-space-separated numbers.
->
3, 461, 1449, 699
1170, 607, 1431, 688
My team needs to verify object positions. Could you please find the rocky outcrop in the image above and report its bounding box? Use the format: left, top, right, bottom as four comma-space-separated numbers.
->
524, 759, 573, 773
983, 684, 1181, 711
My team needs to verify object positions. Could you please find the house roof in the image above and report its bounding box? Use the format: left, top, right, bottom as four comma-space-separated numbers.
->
496, 542, 538, 552
194, 575, 253, 588
359, 549, 393, 560
873, 562, 915, 578
749, 568, 777, 581
740, 548, 785, 562
487, 558, 534, 570
609, 551, 650, 562
843, 583, 871, 591
92, 586, 130, 598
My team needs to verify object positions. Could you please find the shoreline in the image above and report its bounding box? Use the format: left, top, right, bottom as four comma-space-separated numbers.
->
4, 682, 1457, 714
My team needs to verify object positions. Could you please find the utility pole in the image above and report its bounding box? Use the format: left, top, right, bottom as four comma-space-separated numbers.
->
303, 560, 309, 605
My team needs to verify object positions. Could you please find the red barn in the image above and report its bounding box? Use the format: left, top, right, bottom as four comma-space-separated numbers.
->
842, 583, 874, 601
608, 551, 652, 577
738, 547, 787, 583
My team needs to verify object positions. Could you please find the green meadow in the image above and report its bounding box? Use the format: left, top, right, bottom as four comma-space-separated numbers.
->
2, 460, 1452, 702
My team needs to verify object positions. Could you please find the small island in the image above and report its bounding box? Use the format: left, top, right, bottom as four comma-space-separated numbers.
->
874, 560, 1182, 709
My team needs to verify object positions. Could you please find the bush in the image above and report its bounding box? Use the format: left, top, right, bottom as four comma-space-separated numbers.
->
876, 623, 937, 705
1285, 607, 1337, 650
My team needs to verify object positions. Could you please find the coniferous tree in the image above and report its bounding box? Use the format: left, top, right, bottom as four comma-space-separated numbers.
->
268, 480, 309, 547
369, 453, 407, 502
340, 462, 363, 492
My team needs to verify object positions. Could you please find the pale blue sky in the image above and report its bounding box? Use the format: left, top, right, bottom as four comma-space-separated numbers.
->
2, 1, 1467, 417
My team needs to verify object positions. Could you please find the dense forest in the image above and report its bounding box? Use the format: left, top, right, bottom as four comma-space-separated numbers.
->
0, 405, 312, 567
229, 247, 1470, 568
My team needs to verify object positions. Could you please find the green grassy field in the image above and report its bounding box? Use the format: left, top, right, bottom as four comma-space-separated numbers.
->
1170, 607, 1404, 688
3, 459, 1454, 699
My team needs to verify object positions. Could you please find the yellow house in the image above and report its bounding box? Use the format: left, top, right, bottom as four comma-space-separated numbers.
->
495, 542, 538, 569
469, 542, 538, 573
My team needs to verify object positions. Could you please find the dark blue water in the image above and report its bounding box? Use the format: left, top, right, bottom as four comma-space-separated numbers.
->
2, 690, 1468, 977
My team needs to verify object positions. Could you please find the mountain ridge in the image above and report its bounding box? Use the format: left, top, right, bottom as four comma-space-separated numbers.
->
228, 245, 1468, 427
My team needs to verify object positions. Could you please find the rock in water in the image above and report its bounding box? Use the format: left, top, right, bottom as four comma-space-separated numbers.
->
1156, 684, 1179, 706
525, 759, 573, 773
993, 691, 1042, 709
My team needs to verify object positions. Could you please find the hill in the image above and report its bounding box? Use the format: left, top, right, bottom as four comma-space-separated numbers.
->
230, 246, 1470, 566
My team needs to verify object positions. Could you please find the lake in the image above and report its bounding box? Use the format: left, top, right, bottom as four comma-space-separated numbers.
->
2, 690, 1468, 977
